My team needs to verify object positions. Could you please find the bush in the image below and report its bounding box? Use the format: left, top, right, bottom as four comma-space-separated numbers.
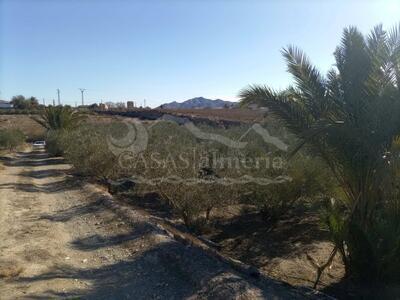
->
0, 129, 25, 150
242, 155, 336, 223
11, 95, 39, 110
321, 137, 400, 283
46, 130, 65, 156
156, 171, 238, 231
126, 120, 278, 230
44, 122, 123, 181
60, 124, 121, 181
46, 119, 334, 235
0, 109, 42, 115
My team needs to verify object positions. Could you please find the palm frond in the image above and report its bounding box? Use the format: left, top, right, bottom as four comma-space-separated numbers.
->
388, 23, 400, 92
281, 46, 328, 118
240, 84, 312, 134
33, 106, 86, 131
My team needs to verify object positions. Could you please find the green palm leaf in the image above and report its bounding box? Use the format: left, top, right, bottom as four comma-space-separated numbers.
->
33, 106, 86, 131
240, 23, 400, 282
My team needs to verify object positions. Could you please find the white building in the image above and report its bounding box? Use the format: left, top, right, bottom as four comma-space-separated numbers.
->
0, 100, 13, 109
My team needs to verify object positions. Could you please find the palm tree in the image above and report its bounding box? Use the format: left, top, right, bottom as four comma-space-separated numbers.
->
240, 24, 400, 283
33, 106, 86, 131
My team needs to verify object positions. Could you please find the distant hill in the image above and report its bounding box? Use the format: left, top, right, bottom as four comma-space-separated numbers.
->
158, 97, 237, 109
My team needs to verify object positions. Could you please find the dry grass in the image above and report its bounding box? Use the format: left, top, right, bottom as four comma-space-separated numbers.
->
0, 261, 24, 278
87, 114, 122, 124
0, 115, 46, 141
159, 108, 267, 123
0, 114, 126, 140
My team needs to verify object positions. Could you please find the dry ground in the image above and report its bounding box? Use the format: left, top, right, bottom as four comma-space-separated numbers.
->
158, 108, 266, 123
203, 206, 345, 288
0, 115, 45, 141
127, 195, 345, 296
0, 149, 325, 299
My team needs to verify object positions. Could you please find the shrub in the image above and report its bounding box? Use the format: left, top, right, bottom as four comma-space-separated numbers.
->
155, 169, 239, 231
242, 155, 335, 223
125, 121, 217, 228
10, 95, 39, 110
60, 124, 121, 181
0, 129, 25, 150
126, 121, 275, 229
45, 130, 65, 156
44, 122, 123, 181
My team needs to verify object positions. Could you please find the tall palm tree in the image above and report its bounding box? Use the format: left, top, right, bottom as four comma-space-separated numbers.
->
240, 24, 400, 283
33, 106, 86, 131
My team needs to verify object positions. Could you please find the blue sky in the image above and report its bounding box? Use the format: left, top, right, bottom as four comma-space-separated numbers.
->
0, 0, 399, 107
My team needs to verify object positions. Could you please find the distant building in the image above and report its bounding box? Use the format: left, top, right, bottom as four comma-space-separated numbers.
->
115, 102, 126, 109
87, 103, 99, 110
127, 101, 134, 110
99, 103, 108, 110
0, 100, 13, 109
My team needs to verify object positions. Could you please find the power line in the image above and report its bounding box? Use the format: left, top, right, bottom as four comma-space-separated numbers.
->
79, 88, 86, 106
57, 89, 61, 105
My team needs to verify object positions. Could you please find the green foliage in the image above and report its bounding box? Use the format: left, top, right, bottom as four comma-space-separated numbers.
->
0, 129, 25, 150
244, 156, 334, 223
240, 23, 400, 282
11, 95, 39, 110
126, 121, 239, 230
0, 109, 42, 115
34, 106, 86, 131
45, 130, 65, 156
56, 124, 120, 180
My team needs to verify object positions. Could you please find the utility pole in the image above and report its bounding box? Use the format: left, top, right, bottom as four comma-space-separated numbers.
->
79, 88, 86, 106
57, 89, 60, 105
53, 99, 55, 106
42, 98, 45, 106
144, 99, 146, 108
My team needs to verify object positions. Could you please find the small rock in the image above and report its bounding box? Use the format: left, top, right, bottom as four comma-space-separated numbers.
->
65, 257, 70, 260
82, 259, 88, 263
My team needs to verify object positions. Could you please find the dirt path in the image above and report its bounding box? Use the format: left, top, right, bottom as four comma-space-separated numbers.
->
0, 150, 327, 299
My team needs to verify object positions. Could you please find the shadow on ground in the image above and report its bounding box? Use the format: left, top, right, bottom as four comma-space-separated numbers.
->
322, 278, 400, 300
19, 169, 66, 179
3, 151, 66, 168
0, 150, 328, 299
14, 239, 270, 300
126, 192, 173, 219
39, 198, 105, 222
70, 222, 154, 251
184, 207, 327, 263
0, 151, 80, 193
0, 178, 81, 193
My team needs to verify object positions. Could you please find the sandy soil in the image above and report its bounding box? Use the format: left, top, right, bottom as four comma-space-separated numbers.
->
0, 115, 45, 140
0, 150, 326, 300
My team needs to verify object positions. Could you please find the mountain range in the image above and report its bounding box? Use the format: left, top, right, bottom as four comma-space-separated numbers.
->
158, 97, 237, 109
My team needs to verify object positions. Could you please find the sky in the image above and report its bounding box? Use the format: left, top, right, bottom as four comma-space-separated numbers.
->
0, 0, 399, 107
